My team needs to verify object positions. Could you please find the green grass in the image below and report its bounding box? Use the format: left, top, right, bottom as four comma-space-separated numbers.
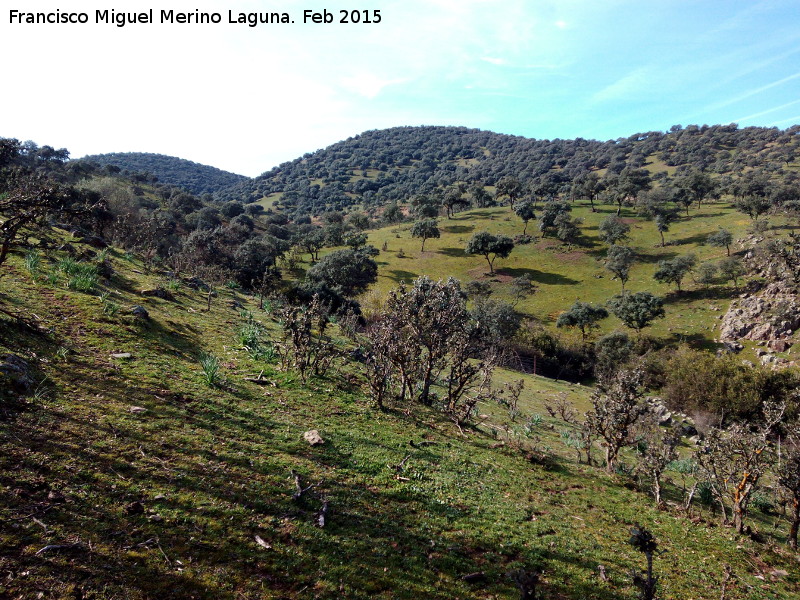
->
1, 231, 799, 599
359, 199, 777, 358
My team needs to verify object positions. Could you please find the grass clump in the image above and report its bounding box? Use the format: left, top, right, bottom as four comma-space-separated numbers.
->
50, 257, 99, 292
198, 352, 221, 387
24, 249, 41, 276
236, 319, 277, 362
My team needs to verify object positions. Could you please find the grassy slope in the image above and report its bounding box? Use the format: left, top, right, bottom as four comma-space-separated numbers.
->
1, 235, 799, 599
361, 198, 778, 358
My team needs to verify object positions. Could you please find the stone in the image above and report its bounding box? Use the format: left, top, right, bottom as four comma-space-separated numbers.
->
183, 276, 210, 291
303, 430, 324, 446
110, 353, 132, 359
83, 235, 108, 249
770, 569, 789, 580
681, 424, 698, 437
768, 339, 792, 353
723, 341, 743, 354
131, 305, 149, 319
125, 501, 144, 514
129, 406, 147, 414
140, 288, 174, 301
47, 490, 66, 503
0, 354, 34, 393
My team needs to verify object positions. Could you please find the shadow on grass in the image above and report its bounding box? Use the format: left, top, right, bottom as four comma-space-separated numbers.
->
661, 286, 738, 304
665, 331, 719, 352
498, 267, 579, 286
439, 247, 467, 257
384, 269, 419, 284
635, 249, 679, 264
669, 233, 712, 246
441, 224, 475, 234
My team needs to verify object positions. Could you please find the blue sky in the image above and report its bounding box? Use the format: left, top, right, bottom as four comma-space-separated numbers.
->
2, 0, 799, 176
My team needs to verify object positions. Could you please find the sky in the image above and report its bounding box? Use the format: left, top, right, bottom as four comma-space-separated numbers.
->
2, 0, 799, 177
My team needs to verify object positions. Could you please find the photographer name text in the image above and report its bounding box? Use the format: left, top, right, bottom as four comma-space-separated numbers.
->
8, 8, 383, 28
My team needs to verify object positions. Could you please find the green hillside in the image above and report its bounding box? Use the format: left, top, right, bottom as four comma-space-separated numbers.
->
1, 235, 799, 600
80, 152, 248, 196
362, 201, 752, 346
217, 124, 800, 215
3, 127, 800, 599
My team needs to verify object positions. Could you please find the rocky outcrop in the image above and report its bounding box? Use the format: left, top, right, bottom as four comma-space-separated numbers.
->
719, 281, 799, 347
718, 280, 799, 368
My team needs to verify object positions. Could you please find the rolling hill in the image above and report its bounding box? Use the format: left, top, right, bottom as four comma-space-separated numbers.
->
80, 152, 248, 196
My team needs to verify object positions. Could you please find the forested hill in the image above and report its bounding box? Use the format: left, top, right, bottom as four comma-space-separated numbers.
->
215, 124, 800, 215
80, 152, 248, 196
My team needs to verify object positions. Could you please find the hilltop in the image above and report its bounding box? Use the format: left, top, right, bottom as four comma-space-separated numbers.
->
216, 124, 800, 215
80, 152, 248, 196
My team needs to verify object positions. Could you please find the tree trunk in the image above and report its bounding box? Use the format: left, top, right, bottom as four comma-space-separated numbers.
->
653, 474, 662, 507
789, 498, 799, 550
684, 481, 698, 511
605, 445, 615, 473
420, 356, 435, 405
733, 501, 745, 533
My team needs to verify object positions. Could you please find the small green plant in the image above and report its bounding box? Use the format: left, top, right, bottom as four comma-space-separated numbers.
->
68, 270, 99, 292
31, 378, 51, 403
55, 347, 69, 362
56, 257, 79, 275
225, 280, 241, 290
750, 490, 776, 514
94, 248, 109, 263
253, 342, 277, 363
199, 353, 221, 387
527, 413, 543, 428
24, 249, 41, 276
55, 258, 98, 292
45, 269, 60, 286
237, 321, 264, 350
102, 298, 120, 316
165, 278, 181, 292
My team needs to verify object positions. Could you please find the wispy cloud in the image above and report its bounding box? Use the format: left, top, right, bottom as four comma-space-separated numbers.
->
769, 115, 800, 127
591, 67, 651, 103
707, 71, 800, 112
480, 57, 507, 66
735, 99, 800, 123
